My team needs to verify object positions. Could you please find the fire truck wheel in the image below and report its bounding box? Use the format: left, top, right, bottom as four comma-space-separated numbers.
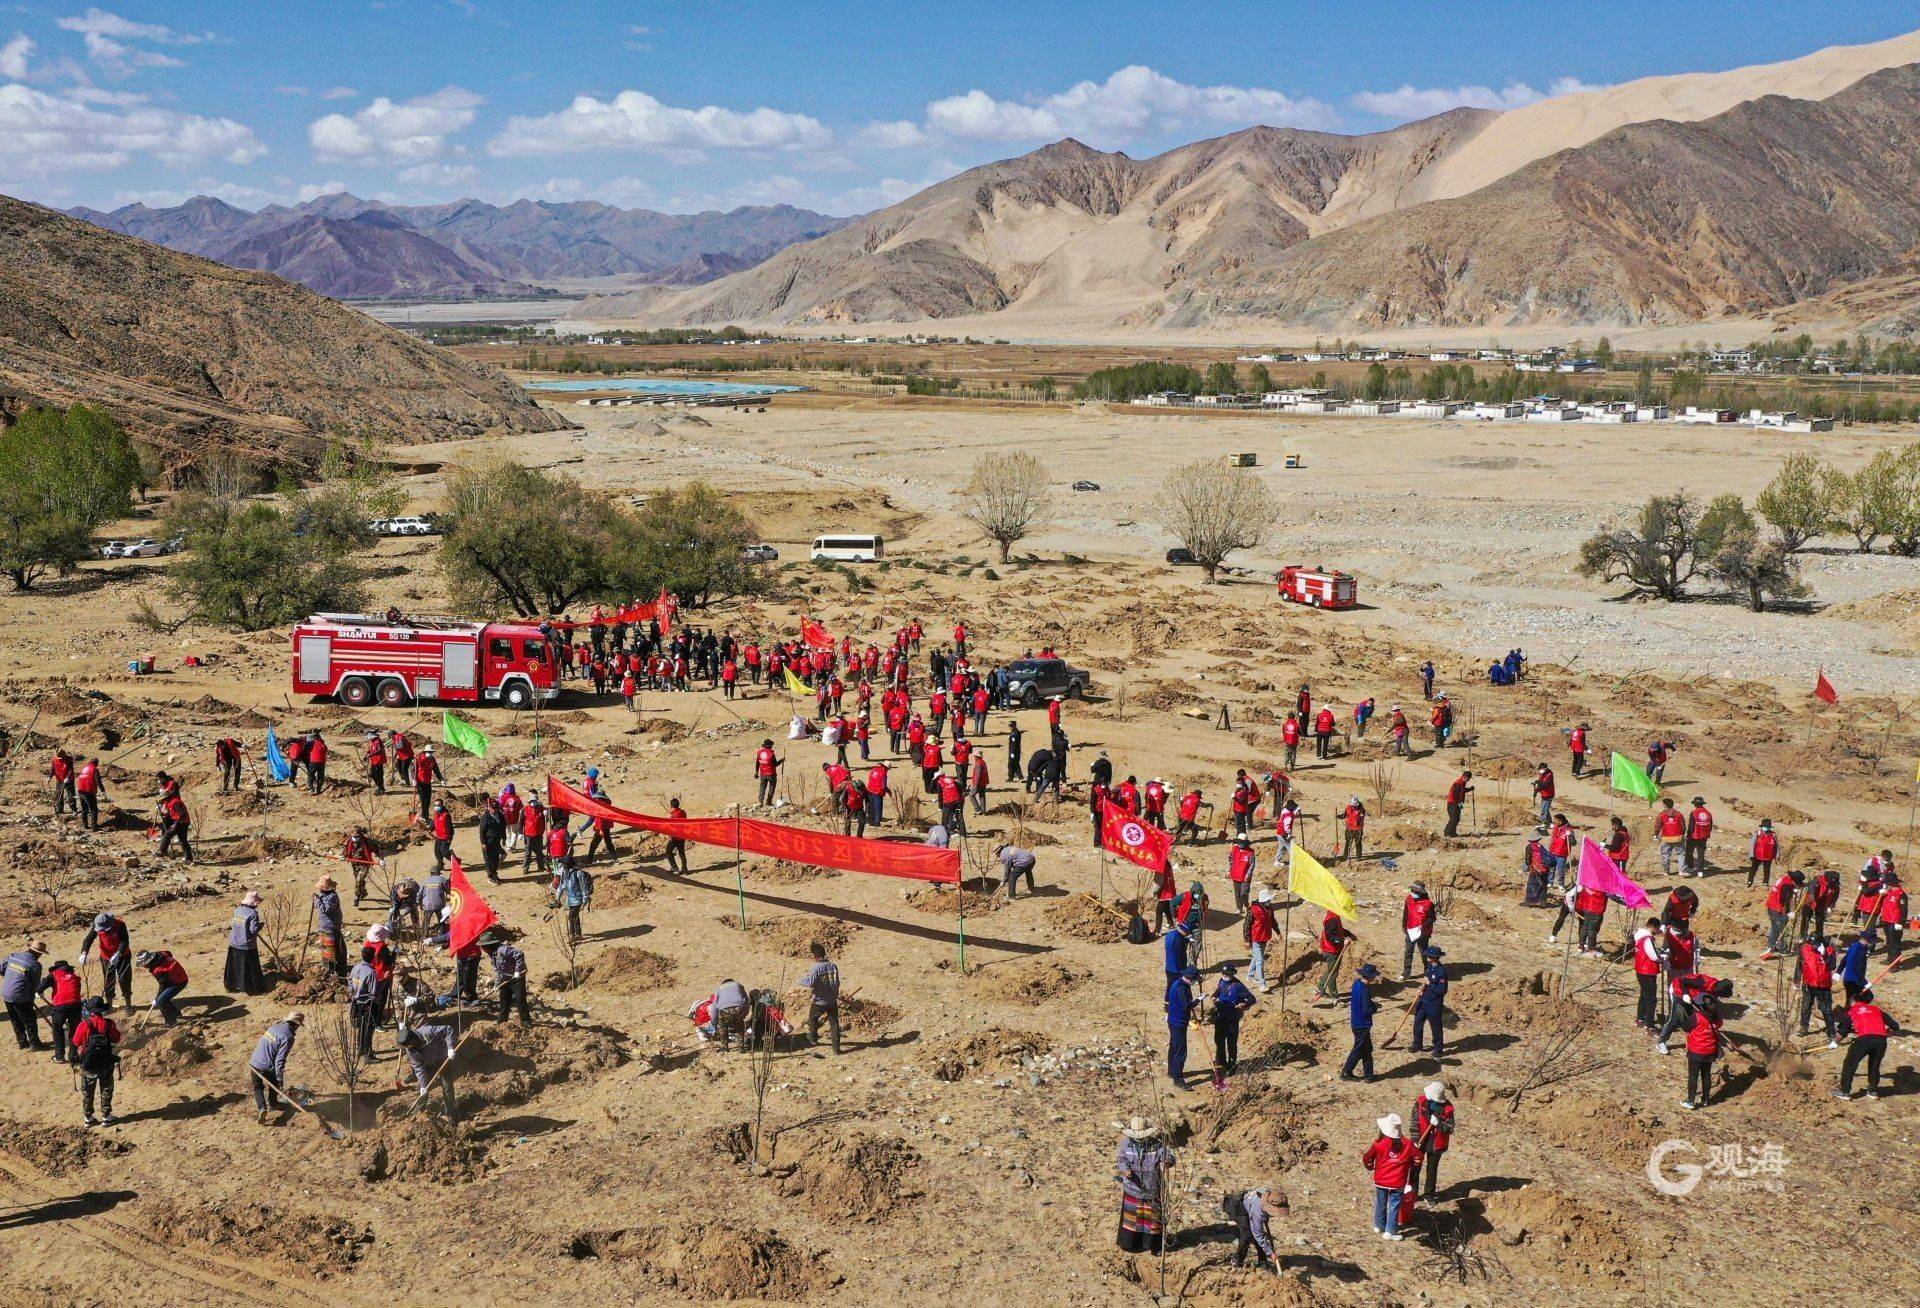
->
1309, 595, 1321, 607
501, 680, 533, 710
337, 676, 373, 708
376, 678, 411, 708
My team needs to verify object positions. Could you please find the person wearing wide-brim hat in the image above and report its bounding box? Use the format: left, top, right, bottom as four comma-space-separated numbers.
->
225, 892, 267, 995
1112, 1115, 1175, 1254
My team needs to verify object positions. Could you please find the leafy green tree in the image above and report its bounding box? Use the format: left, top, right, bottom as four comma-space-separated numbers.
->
1203, 361, 1240, 395
163, 496, 364, 629
1823, 450, 1910, 552
1754, 451, 1830, 551
1246, 364, 1272, 395
1362, 363, 1389, 400
1578, 493, 1702, 601
0, 404, 141, 590
439, 462, 651, 617
1035, 374, 1058, 402
1697, 493, 1808, 612
1074, 362, 1203, 402
1595, 337, 1615, 370
629, 480, 764, 608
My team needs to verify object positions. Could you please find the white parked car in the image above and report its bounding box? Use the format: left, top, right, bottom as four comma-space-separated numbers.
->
121, 538, 165, 558
383, 516, 437, 536
98, 540, 127, 558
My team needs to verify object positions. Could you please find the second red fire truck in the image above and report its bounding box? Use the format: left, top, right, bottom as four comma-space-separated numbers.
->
291, 613, 561, 709
1276, 565, 1357, 610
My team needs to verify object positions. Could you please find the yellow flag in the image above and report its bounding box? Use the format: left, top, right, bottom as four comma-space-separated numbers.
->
1288, 844, 1357, 918
783, 666, 809, 698
1914, 756, 1920, 784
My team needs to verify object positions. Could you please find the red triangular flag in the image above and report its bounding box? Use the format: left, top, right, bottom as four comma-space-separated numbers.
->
1813, 671, 1838, 705
445, 857, 499, 955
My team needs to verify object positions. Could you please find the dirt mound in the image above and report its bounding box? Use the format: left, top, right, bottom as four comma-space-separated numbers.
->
122, 1025, 218, 1082
465, 1020, 630, 1106
777, 1132, 921, 1222
1739, 1053, 1842, 1123
839, 996, 902, 1035
1451, 970, 1594, 1030
1726, 796, 1811, 825
748, 857, 841, 885
905, 885, 1002, 916
357, 1116, 488, 1185
1045, 894, 1136, 943
141, 1199, 371, 1276
272, 965, 346, 1005
590, 871, 653, 908
1191, 1082, 1328, 1169
974, 958, 1089, 1007
577, 946, 676, 994
926, 1026, 1048, 1081
0, 1116, 133, 1176
631, 716, 694, 744
564, 1221, 832, 1299
743, 916, 859, 958
1476, 1184, 1637, 1279
1430, 860, 1508, 893
1525, 1089, 1668, 1167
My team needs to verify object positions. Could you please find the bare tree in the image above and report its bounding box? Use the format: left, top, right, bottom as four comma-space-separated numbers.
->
1505, 1010, 1613, 1112
1151, 461, 1279, 583
307, 1004, 367, 1134
549, 912, 581, 991
958, 452, 1053, 564
257, 889, 301, 976
746, 993, 778, 1171
1578, 492, 1702, 601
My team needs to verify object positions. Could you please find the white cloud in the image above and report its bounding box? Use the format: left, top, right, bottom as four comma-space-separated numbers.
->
0, 82, 265, 172
309, 85, 482, 162
1, 32, 33, 80
294, 178, 351, 202
891, 66, 1337, 150
1350, 76, 1605, 121
398, 160, 478, 188
274, 84, 308, 97
489, 89, 833, 157
79, 31, 180, 72
112, 180, 279, 208
320, 85, 356, 100
58, 8, 214, 75
853, 119, 932, 150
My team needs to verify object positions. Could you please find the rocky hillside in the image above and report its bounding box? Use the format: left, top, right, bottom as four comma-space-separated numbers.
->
216, 211, 546, 300
595, 33, 1920, 335
0, 194, 570, 476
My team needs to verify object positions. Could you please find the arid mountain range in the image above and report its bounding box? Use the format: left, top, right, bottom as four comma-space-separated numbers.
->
65, 194, 851, 301
0, 194, 569, 474
585, 28, 1920, 336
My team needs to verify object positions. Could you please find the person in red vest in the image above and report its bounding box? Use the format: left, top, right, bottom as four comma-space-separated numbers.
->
363, 731, 386, 795
1631, 919, 1666, 1027
1047, 696, 1063, 729
79, 912, 134, 1010
1226, 836, 1255, 914
430, 799, 455, 874
1663, 920, 1698, 983
1274, 799, 1300, 871
1246, 889, 1277, 991
391, 730, 414, 786
137, 948, 189, 1026
70, 997, 122, 1126
928, 691, 947, 739
920, 737, 943, 796
754, 739, 782, 807
1174, 788, 1204, 845
1803, 868, 1840, 940
1546, 815, 1574, 889
37, 959, 84, 1061
1797, 934, 1838, 1046
1442, 771, 1472, 838
1567, 722, 1590, 778
1877, 873, 1908, 959
1655, 799, 1687, 878
1761, 870, 1806, 959
936, 770, 965, 835
1313, 706, 1337, 759
952, 736, 974, 786
1153, 858, 1178, 933
970, 685, 990, 735
521, 797, 548, 875
1574, 880, 1608, 956
743, 642, 762, 683
1144, 778, 1168, 829
1410, 1083, 1454, 1200
864, 762, 889, 827
1341, 797, 1366, 863
158, 788, 193, 863
720, 657, 738, 699
412, 745, 439, 821
1661, 884, 1697, 931
1401, 883, 1436, 979
49, 748, 77, 815
1362, 1113, 1420, 1240
284, 732, 308, 789
1230, 771, 1260, 837
214, 736, 245, 794
1280, 715, 1301, 770
1684, 797, 1713, 876
1835, 988, 1898, 1100
1531, 764, 1555, 826
74, 756, 104, 829
969, 752, 990, 817
1854, 853, 1891, 926
305, 731, 329, 795
1389, 705, 1410, 757
1682, 992, 1723, 1109
1747, 819, 1777, 887
1316, 910, 1352, 1001
1605, 816, 1631, 869
1658, 970, 1729, 1053
1115, 775, 1141, 815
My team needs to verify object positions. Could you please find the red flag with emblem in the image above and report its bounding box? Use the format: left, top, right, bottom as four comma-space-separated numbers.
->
445, 857, 499, 955
1100, 796, 1173, 872
1813, 671, 1838, 705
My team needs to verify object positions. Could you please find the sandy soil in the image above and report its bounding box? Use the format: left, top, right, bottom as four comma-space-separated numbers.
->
1, 395, 1918, 1305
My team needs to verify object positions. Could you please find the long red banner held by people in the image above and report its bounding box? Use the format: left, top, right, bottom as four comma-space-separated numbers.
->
1100, 796, 1172, 872
547, 777, 960, 884
445, 857, 499, 955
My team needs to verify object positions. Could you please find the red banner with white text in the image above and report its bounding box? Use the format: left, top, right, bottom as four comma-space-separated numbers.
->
547, 777, 960, 884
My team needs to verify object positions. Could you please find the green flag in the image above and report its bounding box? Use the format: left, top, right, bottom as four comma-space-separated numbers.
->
442, 710, 489, 758
1609, 751, 1658, 803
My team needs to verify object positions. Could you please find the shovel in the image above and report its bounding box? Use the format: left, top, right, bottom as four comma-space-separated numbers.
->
250, 1067, 345, 1139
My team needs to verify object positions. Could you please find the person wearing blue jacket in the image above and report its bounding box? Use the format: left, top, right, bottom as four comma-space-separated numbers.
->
1342, 963, 1381, 1081
1166, 967, 1199, 1087
1163, 921, 1192, 980
1210, 965, 1257, 1088
1409, 946, 1450, 1056
1840, 931, 1875, 1004
248, 1011, 304, 1124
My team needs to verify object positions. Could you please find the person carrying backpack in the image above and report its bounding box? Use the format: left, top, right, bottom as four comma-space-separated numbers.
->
72, 997, 121, 1126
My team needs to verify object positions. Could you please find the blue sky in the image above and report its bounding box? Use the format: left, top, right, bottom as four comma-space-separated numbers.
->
2, 0, 1916, 215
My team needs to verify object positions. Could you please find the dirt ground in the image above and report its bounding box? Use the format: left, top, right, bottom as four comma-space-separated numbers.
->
1, 391, 1918, 1306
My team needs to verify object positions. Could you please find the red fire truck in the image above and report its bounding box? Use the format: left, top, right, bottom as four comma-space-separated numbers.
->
291, 613, 561, 710
1276, 565, 1357, 610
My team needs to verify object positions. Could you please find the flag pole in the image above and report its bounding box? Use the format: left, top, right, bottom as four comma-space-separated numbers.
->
732, 805, 747, 929
1906, 773, 1918, 865
956, 858, 968, 974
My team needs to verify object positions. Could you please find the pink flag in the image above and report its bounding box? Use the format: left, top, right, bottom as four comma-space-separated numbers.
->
1577, 837, 1651, 909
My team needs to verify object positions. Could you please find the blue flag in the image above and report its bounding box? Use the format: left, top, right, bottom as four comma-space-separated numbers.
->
265, 724, 292, 783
